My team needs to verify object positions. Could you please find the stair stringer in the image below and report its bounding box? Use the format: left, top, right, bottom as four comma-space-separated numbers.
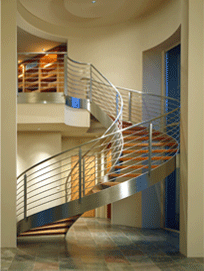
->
17, 151, 176, 236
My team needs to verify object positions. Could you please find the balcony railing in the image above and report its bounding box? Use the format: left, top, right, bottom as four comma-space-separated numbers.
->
18, 52, 67, 95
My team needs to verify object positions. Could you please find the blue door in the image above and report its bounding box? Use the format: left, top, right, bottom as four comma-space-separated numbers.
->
165, 44, 180, 231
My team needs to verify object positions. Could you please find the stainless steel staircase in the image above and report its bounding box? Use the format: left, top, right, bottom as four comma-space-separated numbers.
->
16, 57, 180, 237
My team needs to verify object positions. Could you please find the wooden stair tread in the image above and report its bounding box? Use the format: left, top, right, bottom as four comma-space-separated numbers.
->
119, 156, 172, 161
124, 136, 173, 141
20, 228, 68, 237
124, 142, 177, 147
122, 149, 178, 154
123, 130, 161, 136
115, 165, 158, 169
109, 173, 141, 178
92, 187, 102, 193
122, 126, 146, 131
28, 222, 73, 232
101, 182, 120, 187
48, 216, 79, 225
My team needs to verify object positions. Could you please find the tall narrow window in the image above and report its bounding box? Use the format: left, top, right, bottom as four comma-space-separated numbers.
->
165, 44, 180, 231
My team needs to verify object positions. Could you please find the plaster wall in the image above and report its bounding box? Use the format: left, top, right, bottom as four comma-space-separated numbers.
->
17, 132, 62, 220
18, 104, 90, 128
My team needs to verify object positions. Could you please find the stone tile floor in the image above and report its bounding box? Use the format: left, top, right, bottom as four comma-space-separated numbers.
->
1, 218, 204, 270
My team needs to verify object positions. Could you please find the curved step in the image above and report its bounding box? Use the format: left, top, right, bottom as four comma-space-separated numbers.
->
122, 149, 178, 154
18, 216, 80, 237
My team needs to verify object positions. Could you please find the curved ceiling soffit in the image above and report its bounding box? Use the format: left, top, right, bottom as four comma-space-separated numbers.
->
17, 1, 69, 42
143, 25, 181, 54
18, 0, 170, 31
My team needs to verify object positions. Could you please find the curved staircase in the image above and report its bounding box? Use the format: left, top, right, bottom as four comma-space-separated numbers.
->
17, 57, 180, 237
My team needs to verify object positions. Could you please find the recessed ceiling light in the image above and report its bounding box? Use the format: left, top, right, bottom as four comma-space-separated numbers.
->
92, 1, 96, 3
43, 101, 47, 104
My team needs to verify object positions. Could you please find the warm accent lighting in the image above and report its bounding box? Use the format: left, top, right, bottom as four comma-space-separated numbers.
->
44, 63, 52, 68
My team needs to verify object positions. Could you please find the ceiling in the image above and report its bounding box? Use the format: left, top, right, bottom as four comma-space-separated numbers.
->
17, 0, 169, 53
19, 0, 169, 28
17, 27, 63, 53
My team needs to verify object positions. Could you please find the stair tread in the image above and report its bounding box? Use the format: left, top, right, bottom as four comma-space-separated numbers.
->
114, 165, 158, 169
109, 173, 141, 178
122, 149, 178, 154
124, 142, 177, 147
92, 187, 102, 193
124, 136, 173, 141
47, 216, 79, 226
28, 222, 73, 232
122, 126, 146, 131
119, 156, 172, 161
123, 130, 161, 136
20, 228, 68, 237
101, 182, 120, 187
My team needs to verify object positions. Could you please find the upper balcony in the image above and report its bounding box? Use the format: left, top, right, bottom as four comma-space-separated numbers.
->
17, 45, 93, 134
17, 44, 67, 104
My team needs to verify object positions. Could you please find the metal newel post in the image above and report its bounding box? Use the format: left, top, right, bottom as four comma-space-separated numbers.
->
83, 158, 85, 196
24, 174, 27, 219
64, 54, 68, 96
79, 147, 82, 202
128, 91, 132, 122
148, 123, 153, 176
90, 65, 92, 101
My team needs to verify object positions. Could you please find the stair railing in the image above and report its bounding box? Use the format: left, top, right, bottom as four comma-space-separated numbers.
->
64, 57, 124, 202
17, 52, 67, 94
16, 57, 180, 233
17, 99, 179, 224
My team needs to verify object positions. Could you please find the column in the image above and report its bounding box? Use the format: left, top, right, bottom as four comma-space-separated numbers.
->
1, 0, 17, 247
180, 0, 204, 257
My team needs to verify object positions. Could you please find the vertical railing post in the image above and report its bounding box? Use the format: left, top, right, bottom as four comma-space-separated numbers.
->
148, 123, 153, 176
79, 147, 82, 202
17, 55, 19, 97
116, 93, 118, 117
128, 91, 132, 122
64, 54, 68, 96
83, 158, 85, 196
90, 65, 92, 101
24, 174, 27, 220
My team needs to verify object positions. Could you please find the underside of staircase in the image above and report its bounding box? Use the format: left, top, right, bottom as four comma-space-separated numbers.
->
17, 57, 180, 238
